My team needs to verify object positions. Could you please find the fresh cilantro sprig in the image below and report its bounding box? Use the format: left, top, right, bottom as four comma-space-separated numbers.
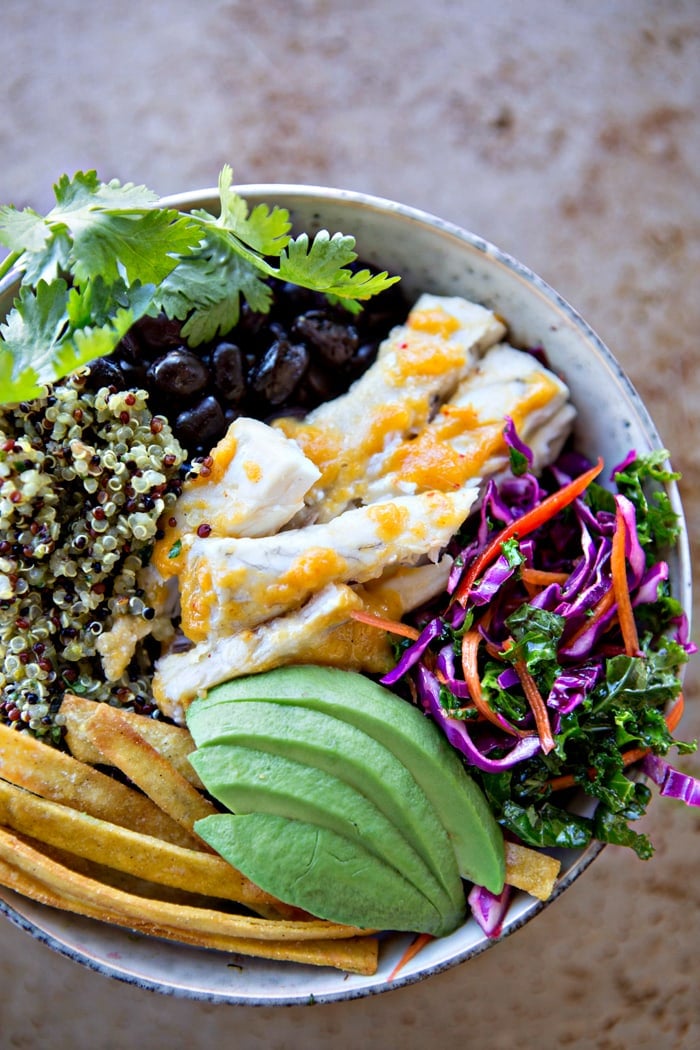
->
0, 165, 400, 402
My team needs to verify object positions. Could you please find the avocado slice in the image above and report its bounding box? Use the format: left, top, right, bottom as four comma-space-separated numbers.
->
186, 698, 462, 907
195, 812, 456, 935
189, 742, 464, 935
197, 665, 505, 892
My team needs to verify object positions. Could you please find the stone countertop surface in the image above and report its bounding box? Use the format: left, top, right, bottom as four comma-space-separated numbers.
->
1, 1, 699, 1047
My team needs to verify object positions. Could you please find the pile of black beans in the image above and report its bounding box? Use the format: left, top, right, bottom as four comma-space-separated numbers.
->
86, 274, 408, 454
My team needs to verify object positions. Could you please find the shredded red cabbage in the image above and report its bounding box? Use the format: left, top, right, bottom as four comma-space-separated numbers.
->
414, 664, 542, 772
468, 883, 512, 938
381, 418, 697, 891
641, 754, 700, 806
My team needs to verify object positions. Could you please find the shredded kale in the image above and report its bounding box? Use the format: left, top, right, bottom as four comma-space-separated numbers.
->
400, 448, 695, 860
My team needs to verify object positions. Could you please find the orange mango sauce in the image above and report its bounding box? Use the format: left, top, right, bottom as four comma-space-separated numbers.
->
385, 370, 561, 492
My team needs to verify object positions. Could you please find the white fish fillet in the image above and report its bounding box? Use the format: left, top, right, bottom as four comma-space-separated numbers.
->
175, 486, 479, 642
365, 343, 575, 502
274, 294, 505, 522
152, 583, 363, 722
154, 416, 320, 555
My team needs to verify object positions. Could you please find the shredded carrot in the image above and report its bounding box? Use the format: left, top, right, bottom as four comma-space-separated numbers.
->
611, 503, 640, 657
513, 658, 556, 755
453, 458, 604, 606
387, 933, 434, 982
563, 587, 616, 651
547, 770, 587, 792
548, 693, 686, 791
665, 692, 686, 734
520, 567, 570, 587
348, 609, 420, 641
461, 630, 520, 736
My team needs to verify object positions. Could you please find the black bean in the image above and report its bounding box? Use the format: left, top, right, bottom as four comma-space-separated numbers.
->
292, 311, 359, 366
118, 359, 148, 389
114, 331, 143, 363
174, 396, 226, 451
269, 281, 327, 321
134, 314, 184, 352
235, 301, 271, 343
85, 357, 127, 391
212, 343, 247, 402
345, 341, 381, 377
302, 364, 345, 403
249, 339, 310, 406
148, 349, 210, 398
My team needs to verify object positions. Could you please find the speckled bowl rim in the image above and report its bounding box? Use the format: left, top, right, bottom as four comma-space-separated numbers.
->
0, 184, 691, 1006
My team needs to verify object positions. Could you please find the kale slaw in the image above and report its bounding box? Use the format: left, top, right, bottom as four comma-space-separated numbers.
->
376, 420, 699, 937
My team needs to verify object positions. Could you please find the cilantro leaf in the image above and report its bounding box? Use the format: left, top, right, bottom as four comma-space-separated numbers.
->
0, 166, 400, 405
0, 279, 69, 397
0, 277, 152, 401
212, 164, 292, 255
69, 208, 201, 287
0, 206, 52, 255
1, 171, 201, 289
154, 233, 274, 345
278, 231, 399, 303
52, 170, 159, 211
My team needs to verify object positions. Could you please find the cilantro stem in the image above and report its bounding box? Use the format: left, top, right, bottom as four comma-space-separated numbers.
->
0, 250, 22, 283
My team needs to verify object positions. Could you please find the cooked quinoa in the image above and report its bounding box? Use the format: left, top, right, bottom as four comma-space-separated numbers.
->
0, 374, 187, 739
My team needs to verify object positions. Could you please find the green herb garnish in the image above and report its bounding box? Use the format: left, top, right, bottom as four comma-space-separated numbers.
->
0, 166, 399, 403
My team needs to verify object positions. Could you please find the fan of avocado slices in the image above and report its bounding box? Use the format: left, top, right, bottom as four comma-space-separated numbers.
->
187, 666, 505, 936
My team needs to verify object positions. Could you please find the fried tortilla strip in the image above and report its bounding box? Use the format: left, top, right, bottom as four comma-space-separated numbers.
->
0, 723, 201, 850
81, 704, 218, 838
0, 858, 378, 974
0, 779, 300, 919
59, 694, 203, 789
505, 841, 561, 901
0, 827, 370, 942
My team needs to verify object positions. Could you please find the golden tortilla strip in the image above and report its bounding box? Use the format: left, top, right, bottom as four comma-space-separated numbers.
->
60, 694, 203, 789
0, 723, 201, 850
0, 857, 378, 975
505, 841, 561, 901
0, 779, 302, 920
0, 827, 371, 943
82, 704, 217, 836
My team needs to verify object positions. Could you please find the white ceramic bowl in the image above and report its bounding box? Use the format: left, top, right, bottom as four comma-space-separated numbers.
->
0, 186, 691, 1005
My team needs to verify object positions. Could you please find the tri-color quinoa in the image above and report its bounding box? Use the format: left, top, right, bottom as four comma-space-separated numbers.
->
0, 267, 406, 742
0, 375, 187, 739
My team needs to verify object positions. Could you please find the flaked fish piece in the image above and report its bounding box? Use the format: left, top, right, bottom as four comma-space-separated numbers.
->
98, 418, 320, 682
365, 343, 575, 502
152, 583, 363, 722
275, 294, 505, 522
175, 486, 480, 643
150, 416, 321, 582
304, 557, 455, 675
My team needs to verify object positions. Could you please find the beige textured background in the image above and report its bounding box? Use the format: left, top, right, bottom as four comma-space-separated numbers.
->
1, 1, 699, 1047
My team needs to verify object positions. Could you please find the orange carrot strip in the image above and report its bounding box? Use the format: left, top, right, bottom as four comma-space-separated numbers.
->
348, 609, 420, 641
461, 630, 520, 736
520, 567, 570, 587
665, 692, 685, 734
513, 659, 556, 755
563, 587, 616, 650
611, 503, 640, 657
454, 458, 604, 605
387, 933, 434, 982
